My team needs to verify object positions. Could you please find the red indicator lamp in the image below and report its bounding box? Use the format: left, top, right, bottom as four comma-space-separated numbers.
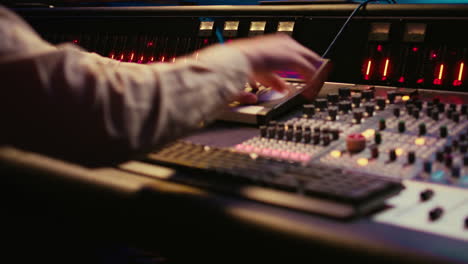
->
377, 45, 383, 52
203, 38, 209, 45
412, 47, 419, 52
150, 56, 155, 62
147, 41, 154, 47
381, 58, 390, 81
119, 54, 124, 61
110, 53, 115, 60
398, 77, 405, 83
73, 39, 79, 44
161, 56, 166, 62
129, 52, 135, 62
417, 78, 424, 84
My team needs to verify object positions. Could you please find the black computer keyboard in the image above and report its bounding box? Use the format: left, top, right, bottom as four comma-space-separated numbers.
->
141, 141, 404, 219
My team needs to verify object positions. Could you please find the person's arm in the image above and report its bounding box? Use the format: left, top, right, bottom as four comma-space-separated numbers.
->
0, 6, 325, 164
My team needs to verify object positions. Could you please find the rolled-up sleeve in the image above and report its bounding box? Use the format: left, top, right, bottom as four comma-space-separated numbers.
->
0, 6, 251, 164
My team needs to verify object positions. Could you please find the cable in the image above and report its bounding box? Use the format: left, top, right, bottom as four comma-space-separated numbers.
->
321, 0, 394, 58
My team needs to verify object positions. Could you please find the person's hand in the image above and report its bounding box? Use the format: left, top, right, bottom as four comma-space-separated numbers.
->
227, 33, 330, 102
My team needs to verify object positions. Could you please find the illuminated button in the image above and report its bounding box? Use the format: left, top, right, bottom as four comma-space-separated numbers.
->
303, 104, 315, 117
362, 129, 375, 139
277, 21, 295, 34
338, 87, 351, 98
420, 189, 434, 202
402, 95, 410, 101
415, 137, 425, 145
357, 158, 368, 166
408, 151, 416, 164
330, 150, 341, 158
418, 124, 426, 136
395, 148, 404, 156
440, 126, 448, 138
429, 207, 444, 221
379, 119, 386, 130
346, 133, 366, 153
398, 121, 406, 133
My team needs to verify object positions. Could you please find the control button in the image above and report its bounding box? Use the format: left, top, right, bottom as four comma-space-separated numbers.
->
346, 133, 366, 153
446, 109, 453, 119
408, 151, 416, 164
303, 104, 315, 117
353, 110, 363, 124
313, 127, 321, 133
351, 94, 362, 108
376, 97, 386, 110
449, 103, 457, 111
387, 91, 396, 104
389, 149, 397, 161
322, 134, 331, 146
362, 90, 374, 101
331, 129, 340, 140
461, 104, 467, 115
327, 93, 339, 104
414, 100, 423, 110
423, 160, 432, 173
313, 133, 320, 145
338, 87, 351, 98
365, 103, 375, 116
418, 123, 426, 136
267, 126, 276, 138
412, 110, 420, 119
304, 131, 311, 143
260, 126, 267, 137
314, 98, 328, 111
371, 145, 379, 158
440, 126, 448, 138
379, 119, 386, 130
436, 151, 444, 162
398, 121, 406, 133
406, 104, 414, 116
437, 103, 445, 113
432, 111, 440, 121
426, 107, 433, 117
277, 125, 285, 139
429, 207, 444, 221
375, 132, 382, 145
393, 108, 400, 117
452, 112, 460, 123
294, 130, 302, 142
420, 189, 434, 202
328, 106, 338, 121
286, 129, 293, 141
451, 166, 461, 178
445, 154, 453, 167
338, 101, 351, 113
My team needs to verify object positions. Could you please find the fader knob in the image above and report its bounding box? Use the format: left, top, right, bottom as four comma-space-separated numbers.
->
440, 126, 448, 138
346, 133, 366, 153
338, 101, 351, 113
393, 108, 401, 117
429, 207, 444, 221
322, 134, 331, 146
327, 93, 339, 104
304, 131, 311, 143
351, 94, 362, 107
389, 149, 397, 161
414, 100, 423, 110
362, 90, 374, 101
449, 103, 457, 111
412, 110, 420, 119
423, 161, 432, 173
286, 129, 293, 141
364, 103, 375, 116
338, 87, 351, 98
418, 123, 426, 136
260, 126, 267, 137
398, 121, 406, 133
277, 126, 285, 139
437, 103, 445, 113
331, 129, 340, 140
461, 104, 468, 115
436, 151, 444, 162
420, 189, 434, 202
452, 166, 461, 178
267, 126, 276, 138
328, 106, 338, 121
445, 154, 453, 167
446, 109, 453, 119
408, 151, 416, 164
303, 104, 316, 117
387, 91, 397, 104
314, 98, 328, 110
426, 107, 433, 117
375, 132, 382, 145
371, 145, 379, 158
379, 119, 386, 130
294, 130, 302, 142
432, 111, 440, 121
376, 97, 386, 110
406, 104, 414, 116
313, 133, 320, 145
353, 110, 363, 124
452, 112, 460, 123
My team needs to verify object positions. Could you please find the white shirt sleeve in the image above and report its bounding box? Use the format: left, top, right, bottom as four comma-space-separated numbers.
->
0, 6, 252, 164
